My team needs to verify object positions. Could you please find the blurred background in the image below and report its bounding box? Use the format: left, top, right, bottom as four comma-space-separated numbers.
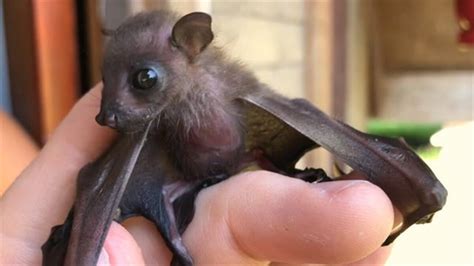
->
0, 0, 472, 264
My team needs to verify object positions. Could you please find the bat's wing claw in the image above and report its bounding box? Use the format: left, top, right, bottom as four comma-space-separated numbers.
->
42, 211, 73, 266
416, 213, 435, 224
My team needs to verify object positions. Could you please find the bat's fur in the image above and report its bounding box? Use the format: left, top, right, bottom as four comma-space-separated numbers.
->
101, 11, 266, 179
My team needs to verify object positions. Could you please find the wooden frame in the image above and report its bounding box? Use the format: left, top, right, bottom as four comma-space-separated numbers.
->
3, 0, 79, 143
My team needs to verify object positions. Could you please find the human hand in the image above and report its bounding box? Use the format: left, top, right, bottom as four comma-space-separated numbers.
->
0, 83, 397, 265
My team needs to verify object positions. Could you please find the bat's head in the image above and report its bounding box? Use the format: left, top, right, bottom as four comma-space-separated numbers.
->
97, 11, 215, 133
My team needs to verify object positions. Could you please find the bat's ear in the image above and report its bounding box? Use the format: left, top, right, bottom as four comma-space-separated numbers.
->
171, 12, 214, 62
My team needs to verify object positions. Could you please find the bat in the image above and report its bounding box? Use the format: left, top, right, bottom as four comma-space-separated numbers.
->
42, 11, 447, 266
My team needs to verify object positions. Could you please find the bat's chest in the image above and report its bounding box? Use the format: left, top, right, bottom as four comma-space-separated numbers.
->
188, 121, 241, 152
176, 114, 244, 179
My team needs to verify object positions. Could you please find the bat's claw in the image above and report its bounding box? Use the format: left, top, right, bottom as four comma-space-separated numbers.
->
416, 213, 435, 224
42, 212, 74, 266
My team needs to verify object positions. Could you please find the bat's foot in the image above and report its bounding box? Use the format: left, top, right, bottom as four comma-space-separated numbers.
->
293, 167, 331, 183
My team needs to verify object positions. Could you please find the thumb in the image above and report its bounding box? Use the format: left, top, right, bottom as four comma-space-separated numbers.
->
97, 222, 145, 265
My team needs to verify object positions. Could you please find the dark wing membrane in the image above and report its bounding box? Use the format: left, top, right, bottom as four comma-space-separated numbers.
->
239, 92, 318, 172
42, 123, 152, 265
239, 91, 447, 244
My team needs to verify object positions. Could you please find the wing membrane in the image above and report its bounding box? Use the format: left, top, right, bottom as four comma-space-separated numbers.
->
239, 92, 447, 244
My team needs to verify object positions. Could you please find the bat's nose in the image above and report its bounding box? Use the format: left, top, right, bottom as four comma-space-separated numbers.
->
96, 110, 118, 129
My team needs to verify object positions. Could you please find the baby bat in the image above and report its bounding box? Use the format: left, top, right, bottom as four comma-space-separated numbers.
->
42, 11, 447, 266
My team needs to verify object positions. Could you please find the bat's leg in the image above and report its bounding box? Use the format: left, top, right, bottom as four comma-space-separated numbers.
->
133, 176, 227, 266
119, 180, 192, 265
120, 182, 193, 266
161, 183, 194, 266
162, 177, 225, 266
41, 210, 74, 266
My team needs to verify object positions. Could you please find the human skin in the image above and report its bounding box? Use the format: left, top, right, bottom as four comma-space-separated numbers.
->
0, 84, 396, 265
0, 110, 39, 195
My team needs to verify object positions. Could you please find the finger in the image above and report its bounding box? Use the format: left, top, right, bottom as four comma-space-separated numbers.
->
1, 84, 115, 249
347, 245, 392, 265
184, 171, 394, 265
341, 171, 404, 229
98, 222, 145, 265
122, 217, 172, 265
270, 246, 392, 266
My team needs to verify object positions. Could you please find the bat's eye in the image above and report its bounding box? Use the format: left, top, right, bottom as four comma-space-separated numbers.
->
132, 68, 159, 90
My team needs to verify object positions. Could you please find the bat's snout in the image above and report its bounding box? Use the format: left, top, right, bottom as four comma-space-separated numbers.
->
96, 109, 119, 129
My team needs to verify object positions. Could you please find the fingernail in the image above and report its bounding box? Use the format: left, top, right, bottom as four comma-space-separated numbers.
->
316, 180, 370, 195
392, 207, 404, 232
97, 248, 110, 265
335, 180, 370, 195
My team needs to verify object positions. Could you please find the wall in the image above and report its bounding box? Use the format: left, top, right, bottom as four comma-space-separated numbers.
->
375, 0, 474, 70
98, 1, 305, 99
211, 1, 305, 98
373, 0, 474, 122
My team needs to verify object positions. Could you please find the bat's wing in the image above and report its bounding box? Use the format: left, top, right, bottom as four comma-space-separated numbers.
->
241, 92, 318, 173
238, 91, 447, 244
42, 123, 152, 265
